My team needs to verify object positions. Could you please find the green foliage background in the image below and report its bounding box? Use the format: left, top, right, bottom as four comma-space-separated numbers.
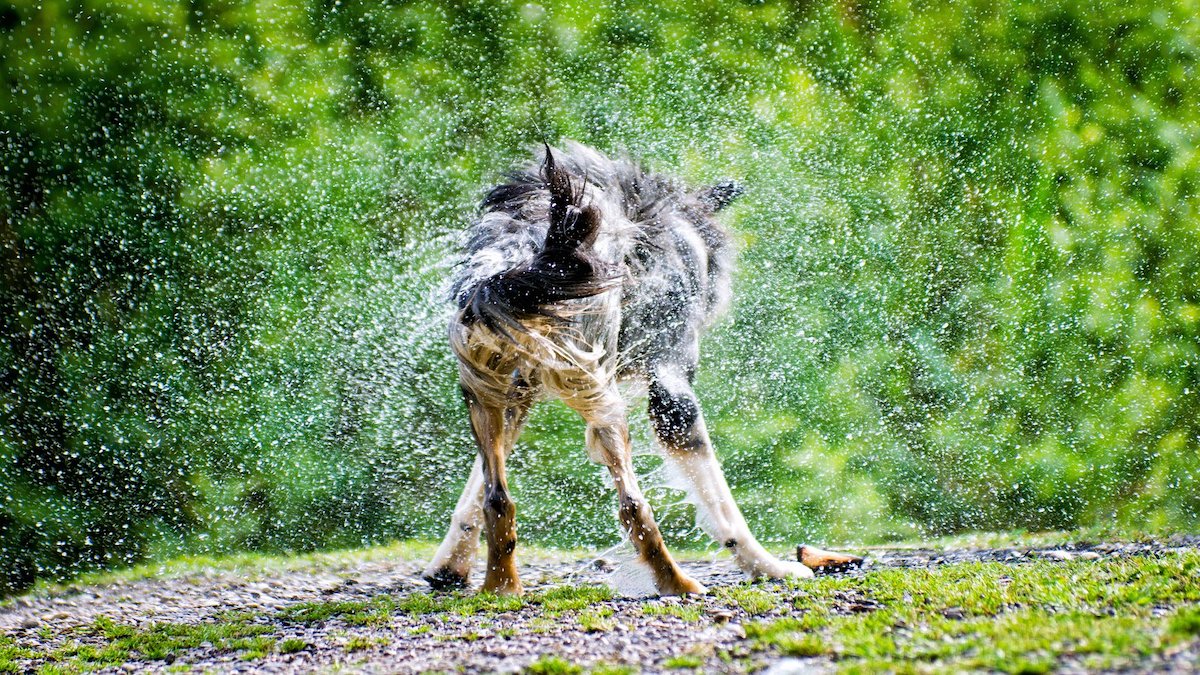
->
2, 0, 1198, 594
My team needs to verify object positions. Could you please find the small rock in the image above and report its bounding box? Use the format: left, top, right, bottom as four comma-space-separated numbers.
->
708, 609, 735, 624
941, 607, 965, 620
1078, 551, 1101, 561
20, 616, 39, 629
724, 622, 747, 639
1040, 550, 1076, 561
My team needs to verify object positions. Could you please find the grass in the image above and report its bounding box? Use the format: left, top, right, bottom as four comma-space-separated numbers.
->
3, 534, 1197, 673
744, 551, 1200, 672
663, 653, 704, 669
1170, 606, 1200, 636
277, 637, 308, 654
641, 600, 704, 623
577, 607, 616, 632
0, 615, 281, 672
279, 596, 397, 626
526, 655, 582, 674
276, 584, 615, 625
343, 635, 389, 653
717, 585, 777, 616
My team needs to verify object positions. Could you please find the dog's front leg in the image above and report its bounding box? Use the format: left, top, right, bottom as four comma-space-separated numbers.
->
649, 369, 813, 581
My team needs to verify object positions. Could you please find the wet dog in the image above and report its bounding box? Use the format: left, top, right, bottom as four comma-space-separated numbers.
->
422, 142, 816, 595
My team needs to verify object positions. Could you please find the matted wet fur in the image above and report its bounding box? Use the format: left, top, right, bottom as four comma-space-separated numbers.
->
423, 142, 814, 595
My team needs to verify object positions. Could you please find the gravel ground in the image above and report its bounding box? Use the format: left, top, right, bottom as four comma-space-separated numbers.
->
3, 536, 1198, 674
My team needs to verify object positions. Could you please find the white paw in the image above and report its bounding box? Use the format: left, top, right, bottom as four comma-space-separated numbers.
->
756, 557, 815, 580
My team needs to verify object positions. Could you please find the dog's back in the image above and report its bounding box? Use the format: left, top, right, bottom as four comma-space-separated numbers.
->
450, 142, 739, 385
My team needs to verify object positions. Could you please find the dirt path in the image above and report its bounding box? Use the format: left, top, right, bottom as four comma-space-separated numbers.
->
3, 536, 1198, 673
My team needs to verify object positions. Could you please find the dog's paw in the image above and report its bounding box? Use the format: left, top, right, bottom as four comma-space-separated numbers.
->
421, 566, 470, 591
754, 557, 816, 581
797, 545, 865, 574
481, 573, 525, 596
656, 573, 708, 596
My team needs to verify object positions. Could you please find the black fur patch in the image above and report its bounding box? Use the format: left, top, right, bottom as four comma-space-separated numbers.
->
422, 567, 469, 590
485, 489, 514, 517
648, 381, 702, 449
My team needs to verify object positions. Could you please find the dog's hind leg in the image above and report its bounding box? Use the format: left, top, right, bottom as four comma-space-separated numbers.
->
423, 392, 533, 591
649, 367, 814, 581
560, 383, 705, 596
422, 454, 486, 590
459, 387, 527, 595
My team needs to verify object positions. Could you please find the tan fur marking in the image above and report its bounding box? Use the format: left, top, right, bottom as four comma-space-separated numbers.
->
798, 545, 865, 572
469, 399, 524, 595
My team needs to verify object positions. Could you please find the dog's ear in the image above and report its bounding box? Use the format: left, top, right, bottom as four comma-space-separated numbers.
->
700, 180, 744, 212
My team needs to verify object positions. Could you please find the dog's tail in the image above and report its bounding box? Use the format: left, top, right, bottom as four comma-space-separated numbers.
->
459, 146, 616, 336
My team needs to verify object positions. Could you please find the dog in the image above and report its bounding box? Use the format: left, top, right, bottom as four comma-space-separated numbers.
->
422, 142, 820, 595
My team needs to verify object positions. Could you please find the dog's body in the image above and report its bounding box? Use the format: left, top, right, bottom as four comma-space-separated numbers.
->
423, 142, 813, 595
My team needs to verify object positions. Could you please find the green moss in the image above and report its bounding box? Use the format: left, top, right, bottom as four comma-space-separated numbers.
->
0, 635, 38, 671
233, 636, 276, 660
536, 586, 616, 613
662, 654, 703, 669
1168, 606, 1200, 636
526, 655, 583, 674
719, 586, 777, 616
23, 614, 278, 670
396, 591, 524, 616
390, 584, 611, 619
279, 600, 370, 624
276, 595, 399, 626
640, 602, 703, 623
744, 552, 1200, 673
344, 636, 388, 653
777, 633, 828, 658
578, 608, 616, 633
277, 638, 309, 654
